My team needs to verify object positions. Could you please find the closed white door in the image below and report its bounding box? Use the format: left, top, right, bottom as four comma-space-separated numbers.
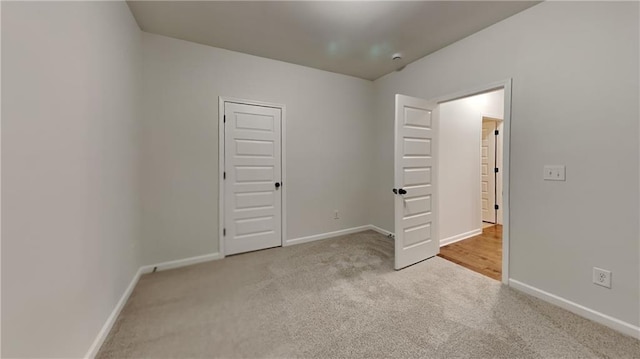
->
481, 120, 497, 223
394, 94, 439, 270
224, 102, 282, 255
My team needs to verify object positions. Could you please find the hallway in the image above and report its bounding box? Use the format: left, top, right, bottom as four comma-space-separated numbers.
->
438, 225, 502, 280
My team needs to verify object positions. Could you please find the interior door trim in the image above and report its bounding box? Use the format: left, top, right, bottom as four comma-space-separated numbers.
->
218, 96, 287, 258
433, 79, 512, 285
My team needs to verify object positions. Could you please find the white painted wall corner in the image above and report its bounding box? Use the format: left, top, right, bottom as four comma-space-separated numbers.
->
368, 225, 394, 237
139, 252, 223, 274
84, 267, 144, 359
85, 251, 222, 358
285, 225, 372, 246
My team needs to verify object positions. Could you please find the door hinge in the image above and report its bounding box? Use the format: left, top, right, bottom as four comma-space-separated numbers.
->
223, 228, 226, 236
223, 171, 226, 180
223, 115, 226, 123
494, 204, 499, 210
494, 167, 499, 173
495, 130, 499, 136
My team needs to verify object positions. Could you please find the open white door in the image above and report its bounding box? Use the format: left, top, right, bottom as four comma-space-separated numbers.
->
481, 119, 497, 224
394, 94, 439, 270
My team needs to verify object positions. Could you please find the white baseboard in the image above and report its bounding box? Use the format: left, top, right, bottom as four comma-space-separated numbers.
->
286, 224, 394, 246
286, 225, 373, 246
85, 252, 222, 358
439, 228, 482, 247
509, 279, 640, 340
86, 225, 390, 358
84, 266, 144, 359
368, 225, 394, 237
140, 252, 222, 273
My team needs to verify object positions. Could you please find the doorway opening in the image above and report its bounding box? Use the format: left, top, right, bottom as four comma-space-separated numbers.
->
435, 88, 506, 281
392, 81, 510, 283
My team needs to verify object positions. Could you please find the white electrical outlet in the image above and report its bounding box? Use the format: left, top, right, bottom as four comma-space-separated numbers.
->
543, 165, 566, 181
334, 210, 339, 219
593, 267, 612, 288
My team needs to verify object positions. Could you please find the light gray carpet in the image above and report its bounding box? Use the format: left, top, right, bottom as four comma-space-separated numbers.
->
97, 230, 639, 358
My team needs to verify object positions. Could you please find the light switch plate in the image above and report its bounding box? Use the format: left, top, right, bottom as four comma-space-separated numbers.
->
544, 165, 566, 181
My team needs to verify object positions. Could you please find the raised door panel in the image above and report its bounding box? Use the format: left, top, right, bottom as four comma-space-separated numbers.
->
394, 94, 439, 270
225, 103, 282, 255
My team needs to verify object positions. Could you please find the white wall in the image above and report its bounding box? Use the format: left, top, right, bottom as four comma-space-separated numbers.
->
371, 1, 639, 328
439, 90, 503, 243
140, 33, 374, 265
3, 3, 639, 356
1, 2, 142, 357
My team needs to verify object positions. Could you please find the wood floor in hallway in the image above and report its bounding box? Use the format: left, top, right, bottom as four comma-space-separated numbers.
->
438, 224, 502, 280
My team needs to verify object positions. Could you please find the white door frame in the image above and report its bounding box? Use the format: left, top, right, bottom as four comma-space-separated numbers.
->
218, 97, 287, 258
432, 79, 512, 285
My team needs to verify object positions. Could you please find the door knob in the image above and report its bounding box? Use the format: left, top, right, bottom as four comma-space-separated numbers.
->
398, 188, 407, 195
275, 182, 281, 189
